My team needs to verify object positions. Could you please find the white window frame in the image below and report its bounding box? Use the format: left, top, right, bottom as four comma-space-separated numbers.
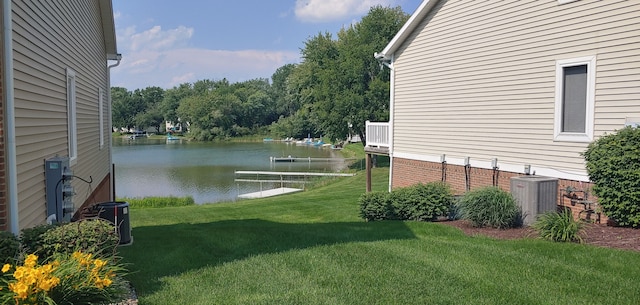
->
99, 88, 105, 149
553, 56, 596, 143
66, 68, 78, 163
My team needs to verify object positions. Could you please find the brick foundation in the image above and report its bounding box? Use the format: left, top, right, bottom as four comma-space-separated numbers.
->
392, 157, 608, 224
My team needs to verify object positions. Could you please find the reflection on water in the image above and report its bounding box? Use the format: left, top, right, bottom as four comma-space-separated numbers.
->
113, 138, 349, 204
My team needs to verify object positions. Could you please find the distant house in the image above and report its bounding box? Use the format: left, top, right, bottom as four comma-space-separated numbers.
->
0, 0, 120, 233
370, 0, 639, 218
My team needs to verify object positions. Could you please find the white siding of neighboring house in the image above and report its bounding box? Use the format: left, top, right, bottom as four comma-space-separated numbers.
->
12, 0, 112, 229
391, 0, 640, 180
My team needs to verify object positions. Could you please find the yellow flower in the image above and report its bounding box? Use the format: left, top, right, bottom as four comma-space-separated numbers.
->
24, 254, 38, 268
2, 263, 11, 273
13, 266, 25, 280
9, 281, 29, 300
93, 258, 107, 269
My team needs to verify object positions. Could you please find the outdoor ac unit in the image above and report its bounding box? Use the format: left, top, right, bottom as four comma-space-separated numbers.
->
510, 176, 559, 226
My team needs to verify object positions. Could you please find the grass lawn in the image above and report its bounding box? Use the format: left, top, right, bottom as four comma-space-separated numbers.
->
119, 167, 640, 305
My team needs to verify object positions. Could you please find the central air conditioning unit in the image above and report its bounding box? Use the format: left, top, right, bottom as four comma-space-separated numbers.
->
510, 176, 559, 226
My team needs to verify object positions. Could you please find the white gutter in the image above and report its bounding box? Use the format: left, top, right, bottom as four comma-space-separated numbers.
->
3, 0, 19, 234
107, 54, 122, 201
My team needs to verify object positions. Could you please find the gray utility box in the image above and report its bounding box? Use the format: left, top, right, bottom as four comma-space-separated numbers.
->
45, 156, 74, 223
510, 176, 559, 226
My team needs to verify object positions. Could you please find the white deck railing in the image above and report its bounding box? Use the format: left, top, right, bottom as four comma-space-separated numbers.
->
365, 121, 389, 148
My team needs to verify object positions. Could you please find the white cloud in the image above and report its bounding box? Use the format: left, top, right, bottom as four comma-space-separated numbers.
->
294, 0, 394, 23
128, 25, 193, 52
112, 25, 300, 89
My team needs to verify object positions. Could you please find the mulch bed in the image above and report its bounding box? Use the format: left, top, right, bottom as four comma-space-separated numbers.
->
440, 220, 640, 252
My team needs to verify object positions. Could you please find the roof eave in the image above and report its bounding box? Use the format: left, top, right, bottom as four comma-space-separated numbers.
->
376, 0, 439, 61
98, 0, 118, 60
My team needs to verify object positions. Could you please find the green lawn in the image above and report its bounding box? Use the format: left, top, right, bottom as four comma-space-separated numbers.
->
119, 167, 640, 305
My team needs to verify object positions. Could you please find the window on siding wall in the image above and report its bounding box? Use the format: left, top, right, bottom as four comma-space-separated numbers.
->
554, 56, 595, 142
66, 68, 78, 162
99, 88, 105, 149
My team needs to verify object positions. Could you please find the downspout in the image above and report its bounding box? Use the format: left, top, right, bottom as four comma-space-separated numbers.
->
2, 0, 19, 234
107, 54, 121, 201
386, 54, 395, 193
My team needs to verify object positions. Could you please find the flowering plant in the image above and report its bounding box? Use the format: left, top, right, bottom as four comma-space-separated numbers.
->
47, 251, 128, 304
0, 254, 59, 305
0, 251, 127, 305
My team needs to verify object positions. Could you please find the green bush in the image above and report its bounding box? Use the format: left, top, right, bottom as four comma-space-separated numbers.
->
583, 126, 640, 228
458, 186, 522, 229
359, 191, 392, 221
389, 182, 454, 221
40, 219, 120, 259
19, 224, 58, 256
358, 183, 454, 222
0, 231, 19, 264
532, 209, 584, 243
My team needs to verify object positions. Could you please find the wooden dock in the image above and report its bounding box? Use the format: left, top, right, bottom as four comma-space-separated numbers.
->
269, 157, 355, 163
235, 171, 356, 199
238, 187, 303, 199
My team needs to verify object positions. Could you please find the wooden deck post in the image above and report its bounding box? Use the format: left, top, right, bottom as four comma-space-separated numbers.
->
366, 153, 372, 192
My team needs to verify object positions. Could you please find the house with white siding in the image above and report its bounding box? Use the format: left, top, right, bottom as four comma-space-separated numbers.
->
0, 0, 120, 233
369, 0, 640, 219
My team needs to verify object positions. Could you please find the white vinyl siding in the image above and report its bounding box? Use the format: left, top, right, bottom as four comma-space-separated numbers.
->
12, 0, 112, 229
390, 0, 640, 179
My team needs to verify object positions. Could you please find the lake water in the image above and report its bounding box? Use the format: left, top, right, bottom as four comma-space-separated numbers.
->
113, 137, 351, 204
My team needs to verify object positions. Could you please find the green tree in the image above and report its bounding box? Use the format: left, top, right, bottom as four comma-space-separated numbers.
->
271, 64, 297, 117
111, 87, 132, 130
288, 6, 409, 144
161, 83, 194, 129
327, 6, 408, 144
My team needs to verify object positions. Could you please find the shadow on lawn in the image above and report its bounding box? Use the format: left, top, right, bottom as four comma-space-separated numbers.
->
119, 219, 416, 295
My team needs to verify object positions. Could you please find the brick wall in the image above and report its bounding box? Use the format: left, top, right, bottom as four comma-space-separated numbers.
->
392, 157, 608, 224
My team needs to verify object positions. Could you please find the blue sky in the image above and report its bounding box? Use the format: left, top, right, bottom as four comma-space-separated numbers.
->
110, 0, 423, 90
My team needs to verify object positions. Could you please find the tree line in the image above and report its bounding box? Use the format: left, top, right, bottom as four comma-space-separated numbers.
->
111, 6, 409, 145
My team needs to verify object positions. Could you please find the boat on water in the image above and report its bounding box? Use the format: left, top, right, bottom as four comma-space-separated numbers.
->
128, 130, 148, 139
166, 133, 180, 140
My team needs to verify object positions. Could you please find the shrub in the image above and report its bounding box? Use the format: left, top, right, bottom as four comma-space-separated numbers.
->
458, 186, 522, 229
390, 182, 454, 221
0, 231, 19, 265
583, 126, 640, 228
532, 209, 584, 243
40, 219, 120, 259
19, 224, 58, 257
359, 191, 392, 221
